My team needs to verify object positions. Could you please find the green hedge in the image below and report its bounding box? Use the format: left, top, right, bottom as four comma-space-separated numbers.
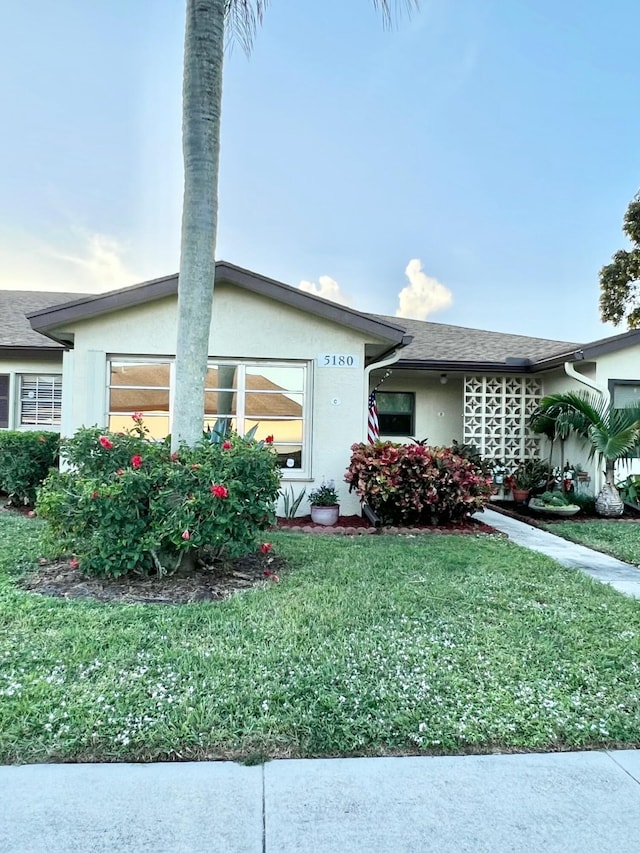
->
0, 431, 60, 506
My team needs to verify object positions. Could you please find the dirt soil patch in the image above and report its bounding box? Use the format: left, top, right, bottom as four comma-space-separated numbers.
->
19, 552, 287, 606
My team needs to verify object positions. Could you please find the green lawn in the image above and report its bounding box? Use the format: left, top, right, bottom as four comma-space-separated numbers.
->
1, 513, 640, 764
543, 520, 640, 566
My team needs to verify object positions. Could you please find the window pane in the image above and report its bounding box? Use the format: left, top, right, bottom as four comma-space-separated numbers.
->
245, 392, 303, 417
245, 419, 303, 443
204, 390, 237, 415
204, 416, 238, 435
378, 392, 413, 413
110, 387, 170, 413
110, 362, 170, 387
379, 413, 413, 435
205, 365, 238, 390
246, 365, 304, 392
0, 375, 9, 429
614, 384, 640, 408
109, 415, 170, 439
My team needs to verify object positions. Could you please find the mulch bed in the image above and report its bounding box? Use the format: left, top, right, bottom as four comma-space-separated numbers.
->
489, 499, 640, 527
276, 514, 500, 536
18, 552, 288, 605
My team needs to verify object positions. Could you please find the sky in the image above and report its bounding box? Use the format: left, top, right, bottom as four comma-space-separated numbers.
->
2, 0, 639, 342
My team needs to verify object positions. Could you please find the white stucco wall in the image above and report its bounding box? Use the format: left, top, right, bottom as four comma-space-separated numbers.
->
0, 355, 64, 431
51, 286, 393, 515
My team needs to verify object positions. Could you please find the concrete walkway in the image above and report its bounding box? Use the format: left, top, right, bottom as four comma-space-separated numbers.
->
2, 750, 640, 852
483, 507, 640, 600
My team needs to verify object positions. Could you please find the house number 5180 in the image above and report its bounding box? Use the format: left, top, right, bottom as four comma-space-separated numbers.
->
317, 354, 360, 368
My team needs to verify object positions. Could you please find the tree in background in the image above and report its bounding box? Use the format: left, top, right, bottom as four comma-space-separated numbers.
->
171, 0, 419, 450
599, 193, 640, 330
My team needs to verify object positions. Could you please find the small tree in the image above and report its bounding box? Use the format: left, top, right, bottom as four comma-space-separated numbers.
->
533, 392, 640, 516
599, 193, 640, 329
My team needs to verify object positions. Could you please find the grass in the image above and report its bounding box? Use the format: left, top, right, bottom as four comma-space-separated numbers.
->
542, 520, 640, 566
1, 513, 640, 764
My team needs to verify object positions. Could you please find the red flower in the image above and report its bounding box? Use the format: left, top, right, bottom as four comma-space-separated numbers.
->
210, 484, 229, 498
69, 557, 79, 569
191, 463, 201, 470
99, 436, 113, 449
181, 530, 190, 540
132, 412, 143, 421
170, 451, 180, 462
263, 569, 280, 582
222, 441, 232, 450
92, 491, 99, 499
260, 542, 272, 554
131, 455, 143, 469
265, 435, 274, 445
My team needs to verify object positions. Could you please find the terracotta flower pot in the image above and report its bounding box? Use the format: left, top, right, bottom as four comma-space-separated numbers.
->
310, 504, 340, 526
512, 488, 530, 504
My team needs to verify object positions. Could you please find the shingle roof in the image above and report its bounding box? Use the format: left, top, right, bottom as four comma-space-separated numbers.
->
0, 291, 89, 349
371, 315, 580, 365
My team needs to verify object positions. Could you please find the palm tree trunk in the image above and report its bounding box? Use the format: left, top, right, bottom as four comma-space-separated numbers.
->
172, 0, 225, 451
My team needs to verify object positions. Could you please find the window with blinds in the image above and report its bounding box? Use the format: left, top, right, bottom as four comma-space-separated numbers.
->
19, 375, 62, 426
0, 375, 8, 429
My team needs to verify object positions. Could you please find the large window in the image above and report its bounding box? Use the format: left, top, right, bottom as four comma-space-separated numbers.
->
0, 375, 8, 429
107, 358, 309, 472
19, 374, 62, 426
377, 391, 415, 436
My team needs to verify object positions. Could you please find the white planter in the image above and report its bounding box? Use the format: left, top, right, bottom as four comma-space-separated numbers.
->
310, 505, 340, 526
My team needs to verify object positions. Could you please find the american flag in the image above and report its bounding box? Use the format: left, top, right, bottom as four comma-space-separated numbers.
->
367, 390, 379, 443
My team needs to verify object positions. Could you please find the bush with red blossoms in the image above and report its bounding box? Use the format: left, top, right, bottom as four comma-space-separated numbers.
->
37, 425, 281, 578
345, 441, 494, 526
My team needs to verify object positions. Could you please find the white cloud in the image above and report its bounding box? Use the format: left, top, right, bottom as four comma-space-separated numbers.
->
395, 259, 452, 320
0, 230, 139, 293
299, 275, 355, 308
47, 232, 138, 291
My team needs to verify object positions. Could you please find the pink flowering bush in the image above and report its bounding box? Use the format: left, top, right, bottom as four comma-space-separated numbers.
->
37, 422, 281, 578
345, 441, 494, 525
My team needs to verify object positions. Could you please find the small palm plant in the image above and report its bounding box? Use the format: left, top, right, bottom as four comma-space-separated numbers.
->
531, 391, 640, 516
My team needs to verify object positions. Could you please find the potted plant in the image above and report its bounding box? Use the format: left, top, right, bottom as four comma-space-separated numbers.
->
529, 490, 581, 517
308, 480, 340, 526
505, 459, 548, 503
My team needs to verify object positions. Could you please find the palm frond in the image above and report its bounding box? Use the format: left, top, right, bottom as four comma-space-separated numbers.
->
372, 0, 420, 28
536, 390, 640, 465
224, 0, 269, 55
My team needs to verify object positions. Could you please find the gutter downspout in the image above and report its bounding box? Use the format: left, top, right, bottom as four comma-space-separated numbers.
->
363, 338, 412, 441
563, 361, 610, 493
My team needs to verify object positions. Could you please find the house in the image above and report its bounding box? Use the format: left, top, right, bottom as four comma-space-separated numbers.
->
2, 262, 640, 513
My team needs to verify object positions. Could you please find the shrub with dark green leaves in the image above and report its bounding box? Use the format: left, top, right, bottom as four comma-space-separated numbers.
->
0, 431, 60, 506
37, 421, 281, 578
345, 441, 494, 525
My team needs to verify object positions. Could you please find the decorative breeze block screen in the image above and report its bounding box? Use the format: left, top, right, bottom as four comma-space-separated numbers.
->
463, 376, 542, 464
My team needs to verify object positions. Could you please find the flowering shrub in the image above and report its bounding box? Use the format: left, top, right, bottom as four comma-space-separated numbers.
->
0, 431, 60, 506
37, 422, 281, 578
345, 441, 494, 525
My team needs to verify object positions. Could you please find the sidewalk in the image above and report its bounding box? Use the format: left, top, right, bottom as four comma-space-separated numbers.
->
1, 750, 640, 852
483, 507, 640, 600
